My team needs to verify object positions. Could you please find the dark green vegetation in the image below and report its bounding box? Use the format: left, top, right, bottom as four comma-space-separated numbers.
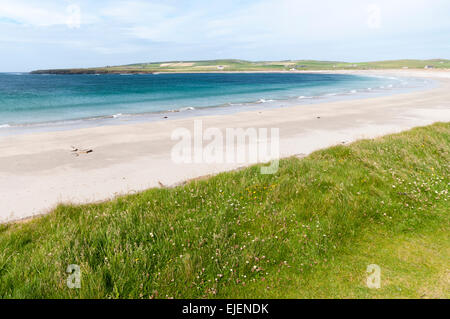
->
0, 123, 449, 298
31, 59, 450, 74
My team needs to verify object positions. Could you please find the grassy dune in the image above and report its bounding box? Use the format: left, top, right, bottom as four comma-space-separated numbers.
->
0, 123, 449, 298
31, 59, 450, 74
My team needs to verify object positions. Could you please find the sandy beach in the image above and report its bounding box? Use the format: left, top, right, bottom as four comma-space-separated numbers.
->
1, 69, 449, 223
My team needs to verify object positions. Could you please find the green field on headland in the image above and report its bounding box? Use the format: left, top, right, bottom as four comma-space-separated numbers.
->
0, 123, 449, 298
31, 59, 450, 74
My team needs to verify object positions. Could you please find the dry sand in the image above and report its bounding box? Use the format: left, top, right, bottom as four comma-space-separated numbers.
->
1, 69, 449, 222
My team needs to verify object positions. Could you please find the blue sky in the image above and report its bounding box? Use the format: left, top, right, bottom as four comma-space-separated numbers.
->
0, 0, 449, 71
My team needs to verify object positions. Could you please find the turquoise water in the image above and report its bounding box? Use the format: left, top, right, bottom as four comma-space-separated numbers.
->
0, 72, 428, 131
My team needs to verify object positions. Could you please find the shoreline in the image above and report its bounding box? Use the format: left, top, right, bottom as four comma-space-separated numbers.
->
29, 68, 450, 75
1, 69, 449, 223
0, 71, 436, 136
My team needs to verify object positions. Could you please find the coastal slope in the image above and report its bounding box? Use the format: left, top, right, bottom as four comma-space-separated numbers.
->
0, 122, 448, 298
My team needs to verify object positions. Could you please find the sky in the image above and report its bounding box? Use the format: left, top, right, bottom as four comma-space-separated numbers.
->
0, 0, 449, 71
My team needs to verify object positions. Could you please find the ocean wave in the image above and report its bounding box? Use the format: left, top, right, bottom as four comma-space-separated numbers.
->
257, 98, 274, 103
227, 102, 242, 106
169, 106, 196, 113
112, 113, 123, 118
372, 75, 399, 81
0, 124, 10, 128
179, 106, 195, 111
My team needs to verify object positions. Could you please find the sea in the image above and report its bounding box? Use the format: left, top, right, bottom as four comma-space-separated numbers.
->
0, 72, 434, 135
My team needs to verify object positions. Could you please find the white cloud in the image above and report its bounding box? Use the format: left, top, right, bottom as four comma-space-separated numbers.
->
0, 0, 100, 27
101, 1, 174, 22
66, 4, 81, 29
367, 4, 382, 29
0, 1, 68, 26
